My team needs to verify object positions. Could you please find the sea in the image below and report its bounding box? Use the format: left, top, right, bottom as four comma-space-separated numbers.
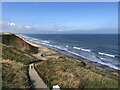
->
19, 34, 119, 70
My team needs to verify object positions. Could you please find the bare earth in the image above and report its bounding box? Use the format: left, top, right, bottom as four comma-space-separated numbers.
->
29, 64, 49, 90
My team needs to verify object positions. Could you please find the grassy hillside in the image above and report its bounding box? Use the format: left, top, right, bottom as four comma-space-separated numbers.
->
0, 34, 38, 54
1, 43, 40, 88
35, 56, 119, 89
2, 60, 30, 88
2, 44, 38, 64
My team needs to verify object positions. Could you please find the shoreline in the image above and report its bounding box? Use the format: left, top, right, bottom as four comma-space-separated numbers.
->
17, 34, 119, 80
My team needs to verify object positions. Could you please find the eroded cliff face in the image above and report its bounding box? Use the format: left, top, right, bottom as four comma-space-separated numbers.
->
8, 36, 30, 51
0, 33, 38, 54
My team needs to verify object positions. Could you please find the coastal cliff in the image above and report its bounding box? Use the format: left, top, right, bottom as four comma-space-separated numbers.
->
0, 33, 38, 54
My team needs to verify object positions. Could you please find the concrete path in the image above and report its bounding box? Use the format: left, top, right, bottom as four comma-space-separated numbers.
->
29, 63, 49, 90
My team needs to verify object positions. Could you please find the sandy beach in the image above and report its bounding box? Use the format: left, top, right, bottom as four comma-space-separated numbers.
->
18, 35, 62, 60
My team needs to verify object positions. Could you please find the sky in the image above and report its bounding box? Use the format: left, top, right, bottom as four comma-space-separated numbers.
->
2, 2, 118, 34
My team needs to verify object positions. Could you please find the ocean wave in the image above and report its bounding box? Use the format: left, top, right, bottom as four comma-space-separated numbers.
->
19, 34, 39, 42
100, 57, 106, 60
66, 50, 89, 59
41, 43, 53, 47
68, 51, 119, 70
73, 46, 82, 50
53, 45, 68, 51
32, 38, 39, 41
34, 41, 41, 44
81, 49, 91, 52
73, 47, 91, 52
67, 50, 80, 56
96, 56, 106, 60
41, 42, 50, 46
98, 52, 115, 58
66, 45, 69, 48
97, 61, 119, 70
48, 44, 53, 47
41, 40, 50, 44
21, 35, 50, 45
19, 35, 31, 39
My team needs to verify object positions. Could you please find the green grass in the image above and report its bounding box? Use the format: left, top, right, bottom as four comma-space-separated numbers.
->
35, 56, 119, 89
1, 43, 40, 89
27, 45, 39, 54
2, 44, 38, 64
2, 60, 30, 88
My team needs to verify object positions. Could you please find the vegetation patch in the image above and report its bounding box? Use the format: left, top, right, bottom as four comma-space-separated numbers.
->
35, 56, 119, 89
1, 43, 39, 88
2, 60, 30, 88
2, 44, 38, 64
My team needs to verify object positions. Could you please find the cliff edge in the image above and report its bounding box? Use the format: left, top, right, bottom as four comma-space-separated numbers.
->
0, 33, 38, 54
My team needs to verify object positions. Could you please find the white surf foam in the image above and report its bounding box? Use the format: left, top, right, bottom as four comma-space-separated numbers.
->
100, 57, 106, 60
66, 50, 119, 70
67, 50, 80, 56
48, 44, 53, 47
32, 38, 39, 41
53, 45, 68, 51
73, 46, 82, 50
97, 61, 119, 70
98, 52, 115, 58
19, 34, 39, 43
73, 47, 91, 52
42, 40, 50, 44
66, 45, 69, 48
81, 48, 91, 52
